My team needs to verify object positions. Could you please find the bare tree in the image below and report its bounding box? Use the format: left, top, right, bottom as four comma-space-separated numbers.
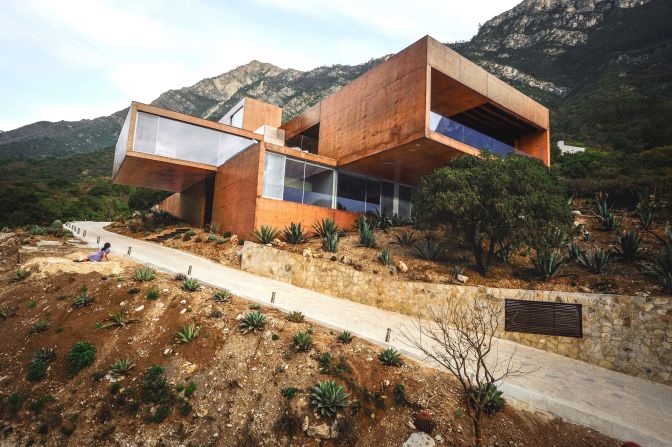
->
401, 298, 533, 447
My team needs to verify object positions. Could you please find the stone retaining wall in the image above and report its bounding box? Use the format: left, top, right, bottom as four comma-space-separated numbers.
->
240, 241, 672, 384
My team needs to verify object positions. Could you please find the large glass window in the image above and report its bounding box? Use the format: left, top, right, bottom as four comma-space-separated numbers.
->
230, 106, 244, 128
430, 111, 514, 157
365, 179, 381, 215
380, 181, 394, 217
304, 164, 335, 208
337, 173, 366, 213
262, 152, 334, 209
398, 185, 412, 219
283, 159, 305, 203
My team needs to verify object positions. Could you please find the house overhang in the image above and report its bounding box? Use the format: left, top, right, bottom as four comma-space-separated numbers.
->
112, 102, 261, 192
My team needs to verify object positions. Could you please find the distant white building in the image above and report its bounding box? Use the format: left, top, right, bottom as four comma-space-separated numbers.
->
557, 140, 585, 154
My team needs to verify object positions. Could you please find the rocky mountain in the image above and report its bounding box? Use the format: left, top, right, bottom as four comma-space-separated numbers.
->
1, 0, 670, 160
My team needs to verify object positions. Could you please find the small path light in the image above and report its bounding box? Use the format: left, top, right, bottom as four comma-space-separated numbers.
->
187, 265, 192, 276
127, 246, 132, 255
83, 230, 86, 237
77, 228, 80, 234
97, 236, 100, 244
271, 291, 276, 303
385, 328, 392, 342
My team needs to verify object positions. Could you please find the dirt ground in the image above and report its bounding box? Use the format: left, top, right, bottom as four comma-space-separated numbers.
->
111, 200, 671, 296
0, 232, 621, 446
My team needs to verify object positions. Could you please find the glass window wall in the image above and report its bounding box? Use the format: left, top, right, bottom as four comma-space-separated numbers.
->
262, 152, 335, 209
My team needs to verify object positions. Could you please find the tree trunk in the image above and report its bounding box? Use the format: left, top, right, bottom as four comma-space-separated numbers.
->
473, 418, 482, 447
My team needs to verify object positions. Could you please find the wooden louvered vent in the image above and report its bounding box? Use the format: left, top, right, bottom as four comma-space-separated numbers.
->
504, 299, 583, 338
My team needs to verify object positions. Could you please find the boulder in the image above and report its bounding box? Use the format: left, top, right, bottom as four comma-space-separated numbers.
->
306, 422, 338, 440
396, 260, 409, 273
456, 274, 468, 284
402, 432, 435, 447
230, 234, 239, 245
302, 248, 313, 258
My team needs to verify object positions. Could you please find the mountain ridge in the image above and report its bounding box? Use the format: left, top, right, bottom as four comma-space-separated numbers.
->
1, 0, 670, 159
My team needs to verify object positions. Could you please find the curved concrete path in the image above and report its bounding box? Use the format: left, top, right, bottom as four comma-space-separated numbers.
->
68, 221, 672, 446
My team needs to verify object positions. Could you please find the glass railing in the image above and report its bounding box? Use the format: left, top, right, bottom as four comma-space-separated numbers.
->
429, 111, 514, 157
285, 133, 319, 153
132, 111, 257, 167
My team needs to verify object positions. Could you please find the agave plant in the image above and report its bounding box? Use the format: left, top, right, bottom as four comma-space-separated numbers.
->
213, 289, 232, 302
470, 383, 505, 415
578, 247, 611, 273
599, 212, 621, 231
146, 287, 160, 300
30, 347, 56, 364
412, 237, 441, 260
378, 348, 402, 366
175, 322, 200, 343
110, 358, 134, 375
292, 331, 312, 352
181, 278, 200, 292
390, 213, 411, 227
239, 310, 266, 334
545, 228, 568, 249
283, 223, 307, 244
378, 249, 392, 266
312, 218, 340, 239
533, 248, 565, 280
29, 321, 50, 334
323, 233, 339, 253
133, 266, 156, 282
310, 380, 349, 417
337, 330, 353, 343
615, 229, 642, 261
594, 192, 612, 221
395, 230, 415, 246
636, 204, 654, 230
640, 236, 672, 293
358, 219, 376, 248
287, 310, 305, 323
13, 268, 30, 281
99, 307, 141, 329
254, 225, 281, 244
568, 242, 582, 262
72, 286, 94, 308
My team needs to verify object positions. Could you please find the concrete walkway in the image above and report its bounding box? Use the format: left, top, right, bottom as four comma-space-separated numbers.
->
69, 221, 672, 446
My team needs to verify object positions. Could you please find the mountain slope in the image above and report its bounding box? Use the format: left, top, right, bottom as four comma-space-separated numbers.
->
0, 0, 670, 160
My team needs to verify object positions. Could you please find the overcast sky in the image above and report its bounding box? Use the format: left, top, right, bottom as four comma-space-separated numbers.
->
0, 0, 520, 131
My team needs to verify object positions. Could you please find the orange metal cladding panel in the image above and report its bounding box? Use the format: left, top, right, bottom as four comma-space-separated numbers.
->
254, 197, 358, 236
242, 97, 282, 131
431, 70, 489, 117
317, 37, 428, 163
427, 37, 549, 130
211, 143, 263, 237
113, 152, 216, 192
281, 104, 321, 139
157, 180, 208, 227
517, 129, 551, 167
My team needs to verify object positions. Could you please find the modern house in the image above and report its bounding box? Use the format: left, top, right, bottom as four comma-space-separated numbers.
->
112, 36, 550, 236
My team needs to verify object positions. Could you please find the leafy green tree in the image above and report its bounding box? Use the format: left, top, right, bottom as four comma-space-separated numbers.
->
413, 153, 573, 276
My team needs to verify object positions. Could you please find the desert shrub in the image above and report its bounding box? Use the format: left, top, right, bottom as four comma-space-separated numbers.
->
310, 380, 349, 417
318, 352, 333, 372
72, 286, 93, 308
378, 348, 402, 366
394, 383, 406, 405
533, 248, 565, 280
174, 273, 187, 281
253, 225, 281, 244
470, 383, 505, 415
281, 387, 299, 399
323, 232, 339, 253
239, 310, 266, 334
0, 305, 18, 320
412, 237, 441, 260
109, 383, 121, 395
287, 310, 305, 323
55, 327, 63, 333
395, 230, 415, 246
283, 223, 307, 244
29, 225, 46, 235
292, 331, 312, 352
184, 229, 196, 237
213, 289, 232, 302
29, 321, 50, 334
207, 233, 218, 242
208, 309, 224, 319
175, 322, 200, 343
27, 299, 37, 309
146, 287, 160, 300
67, 341, 95, 377
140, 365, 172, 405
181, 278, 200, 292
133, 266, 156, 282
28, 394, 55, 414
640, 229, 672, 293
378, 249, 392, 266
110, 358, 133, 376
99, 307, 140, 329
249, 303, 261, 310
337, 330, 353, 344
313, 218, 341, 240
615, 229, 642, 261
27, 348, 56, 382
414, 411, 436, 434
578, 247, 611, 273
13, 269, 30, 281
414, 154, 573, 276
358, 220, 376, 248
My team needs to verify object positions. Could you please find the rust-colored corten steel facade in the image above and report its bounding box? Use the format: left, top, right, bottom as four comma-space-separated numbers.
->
112, 36, 550, 236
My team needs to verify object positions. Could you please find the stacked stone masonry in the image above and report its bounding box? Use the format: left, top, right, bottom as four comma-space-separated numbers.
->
241, 241, 672, 385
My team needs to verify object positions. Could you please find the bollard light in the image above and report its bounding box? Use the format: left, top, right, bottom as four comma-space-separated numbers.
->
97, 236, 100, 244
271, 291, 276, 303
127, 246, 132, 255
187, 265, 192, 276
385, 328, 391, 342
83, 230, 86, 237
